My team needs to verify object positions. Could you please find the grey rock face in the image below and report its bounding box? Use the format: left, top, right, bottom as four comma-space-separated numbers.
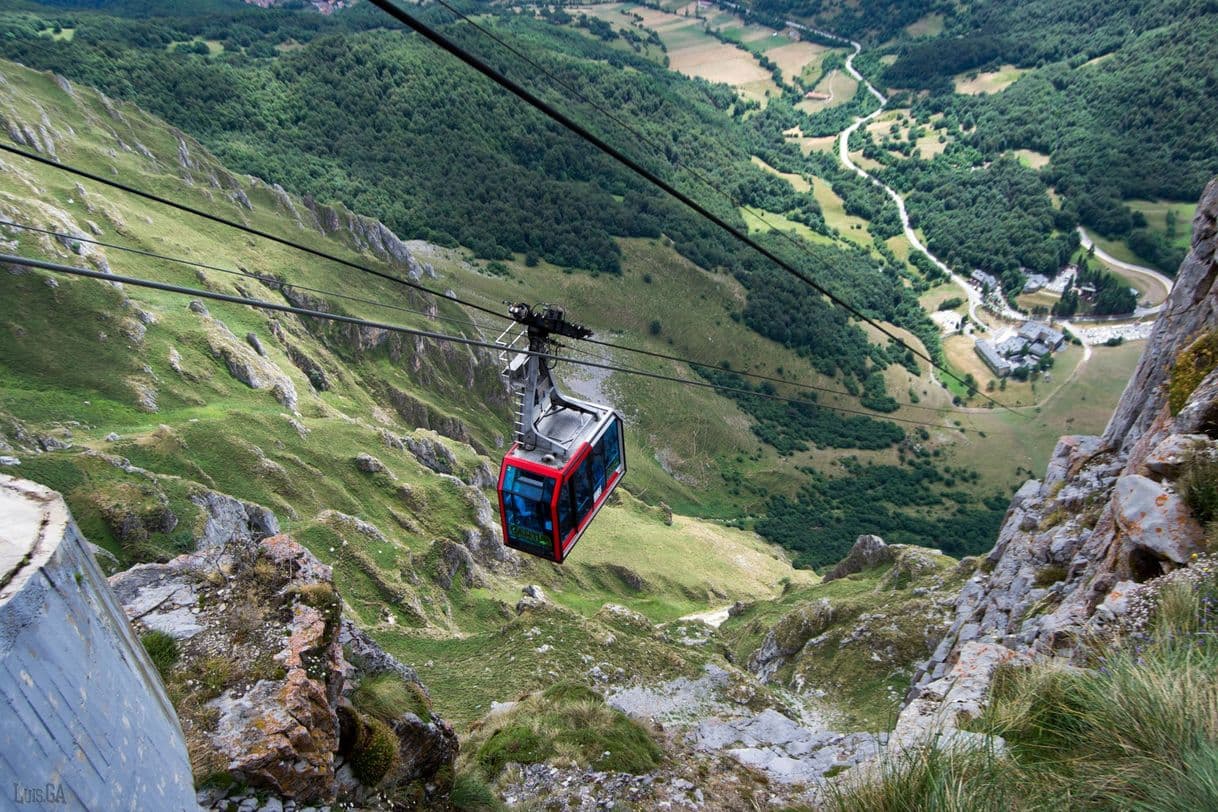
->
896, 177, 1218, 759
404, 434, 457, 475
1144, 433, 1213, 478
246, 332, 266, 357
337, 619, 419, 686
1112, 474, 1204, 567
823, 534, 894, 582
748, 599, 834, 683
354, 453, 389, 475
190, 489, 280, 549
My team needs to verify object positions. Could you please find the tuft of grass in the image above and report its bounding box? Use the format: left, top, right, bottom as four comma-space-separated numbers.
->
141, 630, 180, 680
827, 740, 1016, 811
1033, 564, 1067, 588
351, 714, 398, 787
476, 725, 553, 777
1180, 453, 1218, 528
470, 682, 660, 778
1169, 331, 1218, 414
1038, 508, 1066, 531
831, 561, 1218, 810
449, 769, 503, 811
353, 672, 433, 723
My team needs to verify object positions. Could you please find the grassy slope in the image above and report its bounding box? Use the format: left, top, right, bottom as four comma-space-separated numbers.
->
0, 59, 805, 721
720, 547, 968, 729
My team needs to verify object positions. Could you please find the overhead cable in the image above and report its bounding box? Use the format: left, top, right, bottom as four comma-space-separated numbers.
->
0, 251, 963, 431
364, 0, 1016, 416
0, 143, 510, 326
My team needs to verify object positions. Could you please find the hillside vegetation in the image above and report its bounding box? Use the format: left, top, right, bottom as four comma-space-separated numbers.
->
0, 0, 1060, 565
0, 57, 808, 721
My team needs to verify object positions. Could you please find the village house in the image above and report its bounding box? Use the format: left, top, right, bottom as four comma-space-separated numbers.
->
1018, 321, 1065, 350
970, 269, 1000, 292
975, 339, 1013, 377
1022, 273, 1050, 293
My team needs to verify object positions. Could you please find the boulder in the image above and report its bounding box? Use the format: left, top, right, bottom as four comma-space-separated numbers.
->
245, 332, 267, 357
111, 532, 455, 804
338, 619, 419, 686
1112, 475, 1205, 568
516, 583, 548, 613
823, 535, 894, 582
191, 489, 280, 549
210, 667, 339, 801
354, 453, 389, 475
404, 434, 457, 475
748, 599, 834, 683
1144, 433, 1212, 478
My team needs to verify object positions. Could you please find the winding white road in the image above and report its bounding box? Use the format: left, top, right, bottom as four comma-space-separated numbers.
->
780, 21, 1019, 330
1076, 226, 1173, 318
730, 3, 1174, 367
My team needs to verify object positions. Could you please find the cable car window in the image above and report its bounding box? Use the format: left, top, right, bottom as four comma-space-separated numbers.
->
558, 479, 576, 540
590, 441, 606, 494
571, 458, 594, 517
600, 417, 622, 474
502, 466, 555, 553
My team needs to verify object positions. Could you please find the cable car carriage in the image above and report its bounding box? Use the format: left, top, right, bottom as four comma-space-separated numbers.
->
495, 303, 626, 563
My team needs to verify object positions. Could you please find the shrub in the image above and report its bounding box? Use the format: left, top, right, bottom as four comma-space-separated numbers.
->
541, 683, 603, 705
831, 560, 1218, 810
1179, 453, 1218, 528
1033, 564, 1067, 587
450, 770, 502, 811
351, 715, 398, 787
141, 630, 179, 679
196, 655, 237, 700
476, 724, 552, 776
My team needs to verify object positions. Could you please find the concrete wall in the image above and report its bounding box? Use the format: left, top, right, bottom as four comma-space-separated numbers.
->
0, 475, 197, 811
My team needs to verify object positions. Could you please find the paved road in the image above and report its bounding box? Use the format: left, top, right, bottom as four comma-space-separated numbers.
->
1076, 226, 1173, 317
725, 3, 1175, 386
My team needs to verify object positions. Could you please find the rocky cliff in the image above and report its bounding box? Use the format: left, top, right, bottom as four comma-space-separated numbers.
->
896, 177, 1218, 743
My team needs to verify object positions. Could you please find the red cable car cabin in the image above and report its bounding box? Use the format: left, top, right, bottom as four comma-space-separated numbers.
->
495, 302, 627, 563
497, 412, 626, 563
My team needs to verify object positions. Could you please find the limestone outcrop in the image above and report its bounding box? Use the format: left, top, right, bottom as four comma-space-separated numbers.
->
900, 177, 1218, 741
109, 531, 457, 807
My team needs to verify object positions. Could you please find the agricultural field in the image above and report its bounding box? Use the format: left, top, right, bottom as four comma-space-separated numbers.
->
1128, 199, 1198, 251
903, 13, 945, 37
749, 154, 810, 192
1013, 148, 1052, 169
954, 65, 1028, 95
864, 108, 951, 160
783, 125, 838, 154
949, 340, 1145, 486
576, 3, 782, 104
796, 68, 857, 113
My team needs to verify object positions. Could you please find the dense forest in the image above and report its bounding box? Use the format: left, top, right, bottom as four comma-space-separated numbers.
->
758, 456, 1009, 569
877, 0, 1218, 271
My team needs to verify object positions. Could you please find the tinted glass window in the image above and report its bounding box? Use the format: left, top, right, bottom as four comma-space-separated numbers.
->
600, 418, 622, 474
502, 466, 555, 553
571, 458, 594, 518
590, 442, 606, 493
558, 479, 576, 540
